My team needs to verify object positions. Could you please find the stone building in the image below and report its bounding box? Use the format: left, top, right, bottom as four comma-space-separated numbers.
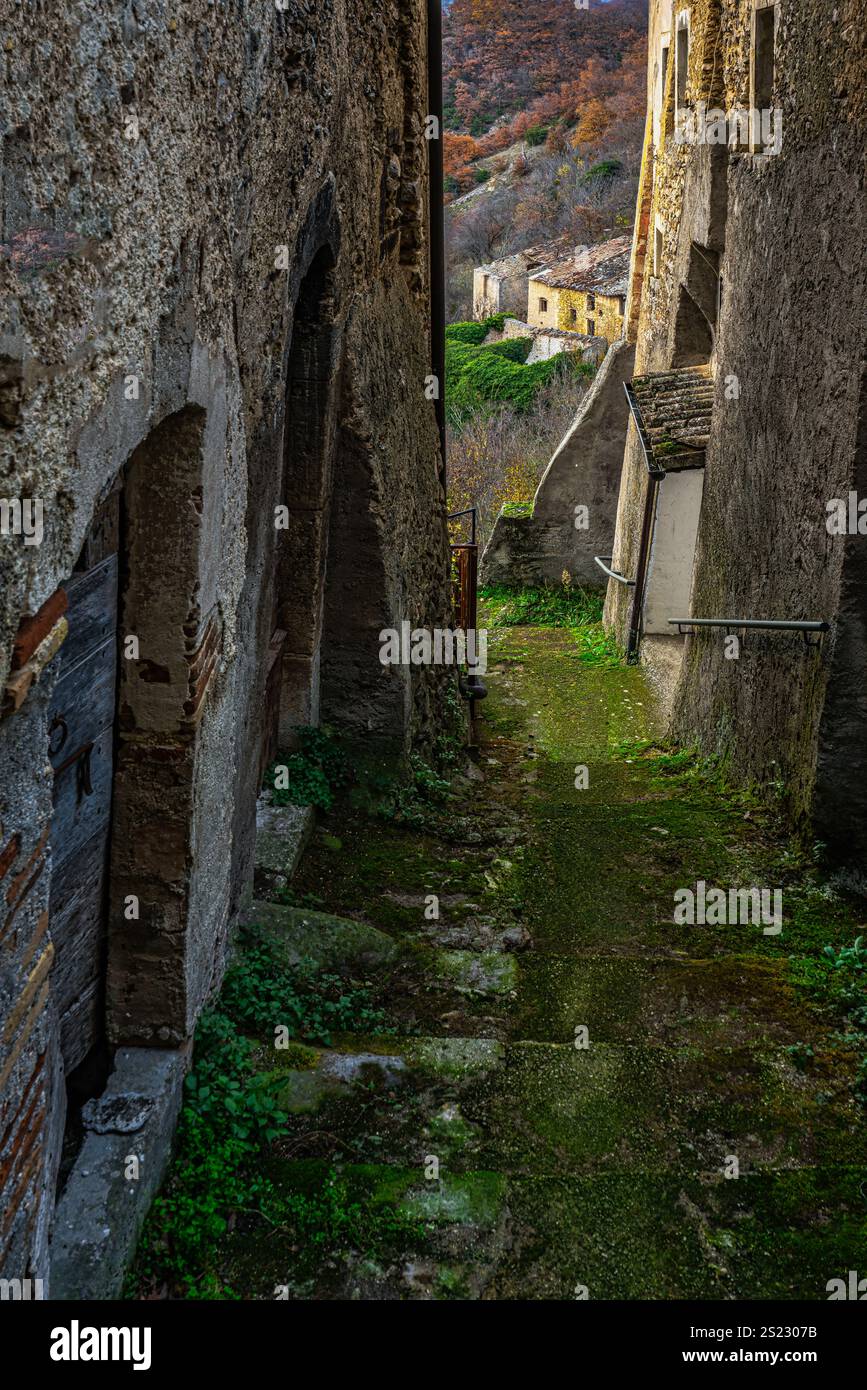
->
526, 237, 630, 339
471, 238, 572, 322
602, 0, 867, 862
479, 238, 631, 591
0, 1, 450, 1291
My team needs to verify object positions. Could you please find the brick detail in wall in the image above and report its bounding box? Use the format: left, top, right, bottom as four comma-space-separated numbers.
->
0, 1048, 48, 1265
182, 611, 220, 727
0, 829, 49, 954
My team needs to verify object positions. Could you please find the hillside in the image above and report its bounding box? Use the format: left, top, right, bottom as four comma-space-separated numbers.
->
443, 0, 648, 320
443, 0, 647, 146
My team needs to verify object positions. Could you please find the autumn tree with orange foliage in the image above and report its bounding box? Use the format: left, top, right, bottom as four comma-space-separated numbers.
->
443, 0, 647, 142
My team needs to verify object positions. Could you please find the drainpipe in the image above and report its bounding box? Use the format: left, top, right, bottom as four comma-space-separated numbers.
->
626, 474, 659, 662
427, 0, 447, 482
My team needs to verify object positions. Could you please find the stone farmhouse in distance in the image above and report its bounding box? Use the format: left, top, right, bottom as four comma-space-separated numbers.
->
525, 236, 630, 341
471, 237, 572, 322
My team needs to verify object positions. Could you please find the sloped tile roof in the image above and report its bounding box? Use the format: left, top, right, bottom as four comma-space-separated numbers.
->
529, 235, 632, 296
627, 364, 714, 471
478, 235, 573, 278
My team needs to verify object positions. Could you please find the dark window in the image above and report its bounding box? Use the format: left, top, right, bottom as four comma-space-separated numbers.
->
676, 22, 689, 108
587, 292, 596, 310
661, 42, 672, 135
587, 319, 595, 335
539, 297, 548, 313
753, 5, 776, 149
570, 307, 577, 324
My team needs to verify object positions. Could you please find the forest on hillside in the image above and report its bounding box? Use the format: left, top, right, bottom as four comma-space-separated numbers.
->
443, 0, 647, 144
443, 0, 647, 318
443, 0, 648, 540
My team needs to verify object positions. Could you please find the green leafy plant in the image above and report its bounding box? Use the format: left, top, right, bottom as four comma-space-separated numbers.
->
377, 753, 455, 831
129, 923, 392, 1297
221, 924, 389, 1044
258, 1167, 425, 1268
266, 725, 348, 811
823, 937, 867, 973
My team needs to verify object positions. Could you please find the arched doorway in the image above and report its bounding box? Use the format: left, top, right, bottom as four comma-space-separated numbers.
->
273, 246, 340, 747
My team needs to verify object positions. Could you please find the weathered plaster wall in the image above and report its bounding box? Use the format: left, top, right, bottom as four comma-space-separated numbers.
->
0, 0, 449, 1287
526, 277, 561, 331
674, 0, 867, 846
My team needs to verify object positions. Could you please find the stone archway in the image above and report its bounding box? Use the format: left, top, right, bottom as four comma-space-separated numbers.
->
319, 409, 411, 763
274, 246, 341, 744
106, 404, 218, 1046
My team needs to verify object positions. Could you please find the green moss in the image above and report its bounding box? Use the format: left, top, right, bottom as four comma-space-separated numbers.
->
140, 580, 867, 1299
408, 1037, 504, 1080
400, 1171, 506, 1228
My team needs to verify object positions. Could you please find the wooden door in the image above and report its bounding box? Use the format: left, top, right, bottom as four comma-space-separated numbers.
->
48, 497, 119, 1074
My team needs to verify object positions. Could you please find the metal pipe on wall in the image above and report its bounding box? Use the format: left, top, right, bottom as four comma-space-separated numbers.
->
626, 473, 659, 662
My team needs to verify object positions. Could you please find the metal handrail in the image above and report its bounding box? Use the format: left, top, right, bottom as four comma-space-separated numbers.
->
669, 617, 830, 647
624, 382, 666, 479
594, 555, 635, 587
448, 507, 477, 546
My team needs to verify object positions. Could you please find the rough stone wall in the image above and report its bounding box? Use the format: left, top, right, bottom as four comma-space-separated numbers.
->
606, 0, 867, 859
0, 0, 449, 1286
527, 278, 562, 330
555, 288, 625, 341
472, 268, 502, 320
480, 341, 634, 589
473, 266, 534, 323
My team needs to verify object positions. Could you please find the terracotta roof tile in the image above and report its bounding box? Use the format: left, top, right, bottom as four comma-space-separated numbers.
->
530, 236, 632, 296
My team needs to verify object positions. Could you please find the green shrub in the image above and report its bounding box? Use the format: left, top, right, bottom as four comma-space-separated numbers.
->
525, 124, 549, 147
586, 158, 623, 181
483, 337, 533, 364
266, 725, 347, 811
446, 340, 593, 427
445, 320, 489, 345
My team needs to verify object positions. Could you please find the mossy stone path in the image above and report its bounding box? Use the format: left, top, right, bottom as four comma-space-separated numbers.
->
218, 618, 867, 1299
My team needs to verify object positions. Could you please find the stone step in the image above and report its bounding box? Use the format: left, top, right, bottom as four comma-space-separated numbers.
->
218, 1159, 867, 1301
253, 794, 315, 900
512, 951, 832, 1047
254, 1034, 863, 1178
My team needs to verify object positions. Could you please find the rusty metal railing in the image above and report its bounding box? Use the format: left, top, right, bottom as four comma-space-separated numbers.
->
448, 507, 478, 635
448, 508, 486, 721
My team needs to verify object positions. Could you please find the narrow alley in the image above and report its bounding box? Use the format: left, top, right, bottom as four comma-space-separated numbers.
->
131, 596, 867, 1301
